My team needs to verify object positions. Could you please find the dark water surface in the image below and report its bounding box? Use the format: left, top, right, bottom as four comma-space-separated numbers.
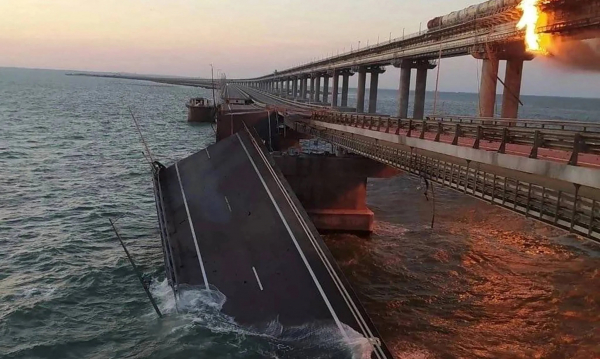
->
1, 68, 598, 358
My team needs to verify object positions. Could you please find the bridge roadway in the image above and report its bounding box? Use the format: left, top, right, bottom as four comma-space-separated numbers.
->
153, 126, 392, 358
231, 84, 600, 243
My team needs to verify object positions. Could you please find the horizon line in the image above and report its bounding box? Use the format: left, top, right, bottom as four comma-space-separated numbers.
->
2, 65, 599, 100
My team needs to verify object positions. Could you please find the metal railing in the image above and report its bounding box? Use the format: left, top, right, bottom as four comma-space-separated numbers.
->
312, 112, 600, 166
292, 122, 600, 243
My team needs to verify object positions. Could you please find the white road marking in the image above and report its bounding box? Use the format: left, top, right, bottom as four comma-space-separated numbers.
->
206, 148, 211, 159
247, 131, 387, 358
236, 133, 349, 342
175, 162, 209, 290
252, 266, 264, 291
224, 196, 232, 212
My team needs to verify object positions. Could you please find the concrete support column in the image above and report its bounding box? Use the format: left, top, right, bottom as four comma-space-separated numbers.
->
280, 80, 285, 96
479, 58, 500, 118
341, 73, 350, 107
292, 78, 298, 98
310, 76, 315, 101
368, 68, 385, 114
331, 71, 340, 107
288, 79, 292, 97
301, 76, 308, 99
356, 67, 367, 113
315, 76, 321, 103
413, 66, 428, 120
322, 76, 329, 104
501, 59, 524, 119
398, 66, 411, 118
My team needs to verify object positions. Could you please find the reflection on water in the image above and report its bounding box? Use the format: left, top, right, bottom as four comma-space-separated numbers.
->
325, 175, 599, 359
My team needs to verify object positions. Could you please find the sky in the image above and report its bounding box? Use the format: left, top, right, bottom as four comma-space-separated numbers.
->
1, 0, 599, 97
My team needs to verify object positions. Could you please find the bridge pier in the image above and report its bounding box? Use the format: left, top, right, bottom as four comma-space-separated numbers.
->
501, 58, 524, 119
273, 154, 399, 232
292, 77, 298, 99
393, 60, 435, 119
479, 57, 499, 118
341, 71, 352, 107
414, 62, 434, 120
315, 75, 321, 103
398, 64, 411, 118
331, 70, 339, 107
322, 75, 330, 104
414, 67, 427, 119
473, 43, 533, 119
309, 75, 315, 101
368, 67, 386, 114
355, 66, 367, 113
301, 76, 307, 100
280, 79, 285, 97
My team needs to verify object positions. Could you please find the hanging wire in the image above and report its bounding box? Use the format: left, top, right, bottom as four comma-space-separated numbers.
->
128, 106, 156, 169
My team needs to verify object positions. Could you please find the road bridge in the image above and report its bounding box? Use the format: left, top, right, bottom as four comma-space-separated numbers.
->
226, 83, 600, 243
153, 126, 392, 358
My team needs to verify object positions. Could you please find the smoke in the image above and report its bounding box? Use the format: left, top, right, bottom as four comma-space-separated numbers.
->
545, 32, 600, 72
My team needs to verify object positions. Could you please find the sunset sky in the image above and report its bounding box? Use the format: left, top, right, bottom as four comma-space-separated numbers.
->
2, 0, 600, 97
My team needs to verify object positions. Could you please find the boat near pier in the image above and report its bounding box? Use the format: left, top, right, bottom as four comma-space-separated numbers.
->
186, 97, 216, 122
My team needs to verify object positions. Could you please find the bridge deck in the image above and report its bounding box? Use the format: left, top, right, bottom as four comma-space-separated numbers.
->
232, 84, 600, 242
154, 128, 391, 358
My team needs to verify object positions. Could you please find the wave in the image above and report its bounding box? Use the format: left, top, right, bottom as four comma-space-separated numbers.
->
150, 278, 374, 358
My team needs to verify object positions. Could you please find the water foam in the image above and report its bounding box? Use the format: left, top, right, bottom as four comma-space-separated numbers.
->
149, 278, 374, 358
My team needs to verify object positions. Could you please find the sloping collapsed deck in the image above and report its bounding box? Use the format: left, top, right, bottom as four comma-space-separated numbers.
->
153, 128, 391, 358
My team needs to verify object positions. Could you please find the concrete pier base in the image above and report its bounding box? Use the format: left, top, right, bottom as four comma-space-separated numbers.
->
273, 154, 399, 232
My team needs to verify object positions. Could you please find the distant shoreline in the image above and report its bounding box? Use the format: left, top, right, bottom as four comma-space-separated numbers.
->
1, 66, 599, 100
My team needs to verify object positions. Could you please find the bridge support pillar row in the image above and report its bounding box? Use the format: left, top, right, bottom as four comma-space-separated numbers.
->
413, 66, 428, 120
322, 75, 329, 104
398, 66, 411, 118
368, 68, 384, 114
501, 59, 524, 119
315, 76, 321, 103
356, 67, 366, 113
479, 58, 499, 118
331, 71, 339, 107
341, 73, 350, 107
310, 76, 315, 101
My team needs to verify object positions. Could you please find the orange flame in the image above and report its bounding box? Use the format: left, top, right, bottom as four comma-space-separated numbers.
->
517, 0, 542, 52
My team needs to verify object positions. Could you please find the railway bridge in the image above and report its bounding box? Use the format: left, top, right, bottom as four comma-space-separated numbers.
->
231, 0, 600, 119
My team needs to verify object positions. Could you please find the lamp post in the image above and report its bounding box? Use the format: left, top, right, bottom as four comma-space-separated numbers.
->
209, 64, 216, 106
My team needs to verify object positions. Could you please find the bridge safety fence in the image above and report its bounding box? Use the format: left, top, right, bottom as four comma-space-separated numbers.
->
312, 112, 600, 166
292, 121, 600, 243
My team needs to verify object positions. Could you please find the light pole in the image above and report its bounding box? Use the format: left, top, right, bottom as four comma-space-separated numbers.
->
209, 64, 216, 106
